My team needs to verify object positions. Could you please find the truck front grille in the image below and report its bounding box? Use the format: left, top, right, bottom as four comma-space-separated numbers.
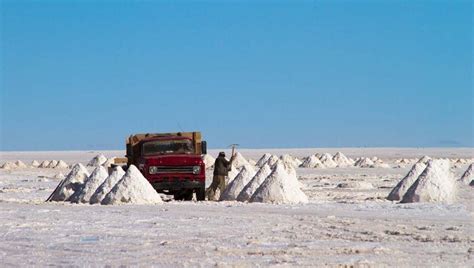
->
155, 166, 194, 174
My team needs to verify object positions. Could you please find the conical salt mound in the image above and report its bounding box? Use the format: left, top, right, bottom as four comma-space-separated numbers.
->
88, 154, 108, 167
47, 160, 59, 168
332, 152, 352, 167
256, 153, 272, 167
14, 160, 28, 168
265, 155, 280, 167
31, 160, 40, 167
0, 161, 16, 170
226, 166, 240, 184
417, 156, 432, 164
401, 160, 455, 203
48, 163, 90, 201
101, 165, 162, 205
279, 154, 300, 168
38, 160, 50, 168
387, 162, 427, 201
90, 166, 126, 204
69, 166, 109, 203
220, 165, 256, 201
319, 153, 337, 168
54, 160, 69, 169
232, 152, 250, 169
354, 157, 375, 168
202, 154, 215, 169
459, 164, 473, 184
300, 155, 324, 168
102, 157, 116, 168
250, 162, 308, 204
237, 164, 272, 202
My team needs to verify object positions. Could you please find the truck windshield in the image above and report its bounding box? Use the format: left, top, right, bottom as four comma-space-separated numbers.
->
142, 139, 194, 155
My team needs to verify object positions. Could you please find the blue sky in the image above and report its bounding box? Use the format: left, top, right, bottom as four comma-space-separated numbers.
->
1, 0, 472, 151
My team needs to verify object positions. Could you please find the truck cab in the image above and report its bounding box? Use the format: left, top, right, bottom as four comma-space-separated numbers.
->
124, 132, 207, 201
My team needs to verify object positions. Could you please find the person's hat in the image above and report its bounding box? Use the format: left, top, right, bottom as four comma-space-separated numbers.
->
219, 152, 226, 157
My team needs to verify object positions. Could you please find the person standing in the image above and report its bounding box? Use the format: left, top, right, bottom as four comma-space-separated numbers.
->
207, 152, 235, 201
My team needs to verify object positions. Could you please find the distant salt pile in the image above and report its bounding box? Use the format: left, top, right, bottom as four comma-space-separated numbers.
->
459, 164, 473, 185
387, 162, 427, 201
90, 166, 126, 204
202, 154, 215, 169
371, 162, 391, 168
101, 165, 162, 205
256, 153, 272, 167
88, 154, 108, 167
48, 163, 90, 202
417, 156, 432, 164
250, 161, 308, 204
47, 160, 59, 168
69, 166, 109, 203
401, 160, 455, 203
0, 161, 17, 170
38, 160, 51, 168
280, 154, 301, 168
102, 157, 116, 168
232, 152, 250, 169
220, 165, 256, 201
14, 160, 28, 168
31, 160, 40, 167
354, 157, 375, 168
54, 160, 69, 169
332, 152, 353, 167
237, 164, 272, 202
319, 153, 337, 168
248, 159, 257, 166
300, 155, 324, 168
265, 155, 280, 167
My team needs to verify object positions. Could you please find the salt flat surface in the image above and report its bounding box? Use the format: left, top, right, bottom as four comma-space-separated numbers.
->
0, 148, 473, 266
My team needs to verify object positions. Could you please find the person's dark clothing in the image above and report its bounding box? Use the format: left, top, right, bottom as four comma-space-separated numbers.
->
213, 155, 233, 176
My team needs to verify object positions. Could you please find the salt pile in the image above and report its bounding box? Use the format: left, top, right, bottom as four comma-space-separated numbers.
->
279, 154, 301, 168
265, 155, 280, 167
102, 157, 116, 168
31, 160, 40, 167
250, 161, 308, 204
319, 153, 337, 168
232, 152, 250, 169
256, 153, 272, 167
459, 164, 473, 185
90, 166, 126, 204
387, 162, 427, 201
0, 161, 17, 170
69, 166, 109, 203
202, 154, 215, 169
14, 160, 28, 168
354, 157, 375, 168
220, 165, 256, 201
332, 152, 353, 167
38, 160, 51, 168
248, 159, 257, 166
237, 164, 272, 202
88, 154, 108, 167
300, 155, 324, 168
101, 165, 162, 205
54, 160, 69, 169
54, 173, 65, 180
226, 167, 240, 184
47, 160, 59, 168
48, 163, 90, 202
401, 159, 455, 203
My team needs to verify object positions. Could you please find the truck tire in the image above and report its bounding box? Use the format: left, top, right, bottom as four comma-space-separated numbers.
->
183, 191, 193, 201
196, 186, 206, 201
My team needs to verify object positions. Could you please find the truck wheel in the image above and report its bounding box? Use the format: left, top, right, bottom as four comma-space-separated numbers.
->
196, 186, 206, 201
183, 191, 193, 201
173, 193, 183, 201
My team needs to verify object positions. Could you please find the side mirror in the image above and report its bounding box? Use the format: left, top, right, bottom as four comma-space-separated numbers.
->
201, 141, 207, 155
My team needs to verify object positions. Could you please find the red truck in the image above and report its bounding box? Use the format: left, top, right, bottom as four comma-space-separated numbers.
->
121, 132, 207, 201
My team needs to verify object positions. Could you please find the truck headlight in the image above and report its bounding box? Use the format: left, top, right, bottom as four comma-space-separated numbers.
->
149, 166, 158, 174
192, 166, 201, 174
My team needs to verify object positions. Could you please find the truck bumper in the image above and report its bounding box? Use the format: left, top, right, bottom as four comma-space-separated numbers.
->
151, 180, 205, 192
